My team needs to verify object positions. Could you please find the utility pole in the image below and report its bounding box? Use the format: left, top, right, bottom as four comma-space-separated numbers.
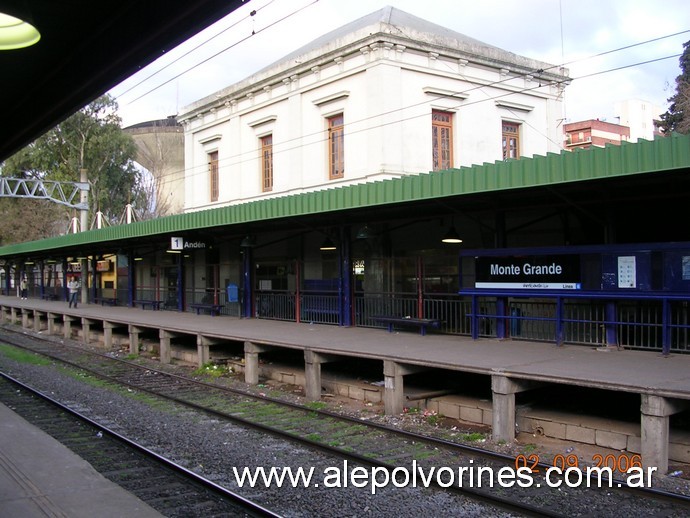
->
79, 169, 88, 304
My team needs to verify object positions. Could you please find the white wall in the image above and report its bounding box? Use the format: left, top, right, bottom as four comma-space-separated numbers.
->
180, 16, 567, 212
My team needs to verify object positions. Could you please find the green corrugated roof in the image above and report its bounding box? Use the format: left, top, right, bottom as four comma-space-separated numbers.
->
2, 133, 689, 257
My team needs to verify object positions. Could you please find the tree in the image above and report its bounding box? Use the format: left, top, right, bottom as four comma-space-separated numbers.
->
658, 40, 690, 134
0, 94, 149, 242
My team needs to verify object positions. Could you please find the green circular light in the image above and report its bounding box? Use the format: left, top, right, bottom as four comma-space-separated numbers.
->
0, 12, 40, 50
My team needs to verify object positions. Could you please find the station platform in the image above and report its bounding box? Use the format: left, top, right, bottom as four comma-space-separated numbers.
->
3, 295, 690, 473
2, 295, 690, 398
0, 402, 163, 518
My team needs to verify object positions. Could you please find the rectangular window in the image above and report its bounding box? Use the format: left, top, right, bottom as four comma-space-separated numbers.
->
432, 110, 453, 171
261, 135, 273, 192
328, 114, 344, 179
502, 122, 520, 160
208, 151, 219, 202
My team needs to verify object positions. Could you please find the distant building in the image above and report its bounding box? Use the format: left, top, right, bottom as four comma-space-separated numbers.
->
614, 99, 664, 142
178, 6, 569, 212
124, 117, 185, 216
563, 119, 630, 150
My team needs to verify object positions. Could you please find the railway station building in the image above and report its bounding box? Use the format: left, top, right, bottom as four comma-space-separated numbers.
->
1, 7, 690, 356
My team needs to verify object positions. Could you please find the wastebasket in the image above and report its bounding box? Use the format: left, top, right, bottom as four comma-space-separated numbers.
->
226, 283, 238, 303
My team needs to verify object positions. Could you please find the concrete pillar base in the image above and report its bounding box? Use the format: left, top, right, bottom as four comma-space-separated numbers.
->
128, 325, 141, 355
491, 375, 539, 443
63, 316, 75, 340
197, 336, 224, 367
244, 341, 272, 385
159, 329, 172, 364
304, 350, 339, 401
103, 321, 114, 349
641, 395, 688, 473
383, 360, 426, 415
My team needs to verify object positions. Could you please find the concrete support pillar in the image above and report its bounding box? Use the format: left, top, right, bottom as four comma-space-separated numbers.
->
0, 306, 5, 323
21, 309, 29, 329
196, 337, 225, 367
47, 313, 57, 335
103, 321, 114, 349
10, 307, 17, 325
159, 329, 172, 364
244, 341, 272, 385
641, 395, 688, 474
33, 311, 43, 333
128, 325, 142, 355
304, 350, 339, 401
383, 360, 426, 415
197, 336, 210, 367
63, 316, 75, 340
491, 375, 538, 443
81, 318, 94, 345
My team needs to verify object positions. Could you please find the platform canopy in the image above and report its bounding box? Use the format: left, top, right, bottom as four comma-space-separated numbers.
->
0, 0, 246, 163
0, 132, 689, 262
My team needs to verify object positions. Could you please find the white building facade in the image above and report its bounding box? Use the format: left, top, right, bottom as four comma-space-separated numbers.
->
178, 7, 569, 212
614, 99, 665, 142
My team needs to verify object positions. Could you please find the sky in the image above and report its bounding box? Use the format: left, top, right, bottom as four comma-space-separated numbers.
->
109, 0, 690, 129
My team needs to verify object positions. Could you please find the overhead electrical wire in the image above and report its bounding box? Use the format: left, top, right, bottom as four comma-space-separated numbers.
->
105, 1, 689, 195
119, 0, 320, 106
148, 50, 683, 192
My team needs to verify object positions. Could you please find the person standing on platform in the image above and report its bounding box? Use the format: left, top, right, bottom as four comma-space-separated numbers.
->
68, 277, 80, 308
20, 278, 28, 299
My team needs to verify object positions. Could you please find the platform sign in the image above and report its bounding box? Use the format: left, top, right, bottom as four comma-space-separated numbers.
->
170, 237, 206, 250
617, 256, 636, 288
475, 255, 581, 290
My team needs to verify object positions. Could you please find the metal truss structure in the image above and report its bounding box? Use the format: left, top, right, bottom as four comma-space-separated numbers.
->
0, 177, 89, 210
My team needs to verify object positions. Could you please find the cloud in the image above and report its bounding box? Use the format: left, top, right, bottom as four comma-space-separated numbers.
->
111, 0, 689, 127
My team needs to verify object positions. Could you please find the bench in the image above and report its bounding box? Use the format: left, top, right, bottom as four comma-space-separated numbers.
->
372, 315, 442, 336
133, 299, 164, 310
94, 297, 117, 306
189, 303, 223, 316
41, 293, 59, 301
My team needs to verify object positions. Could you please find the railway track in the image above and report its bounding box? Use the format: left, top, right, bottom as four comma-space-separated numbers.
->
0, 371, 281, 518
2, 325, 690, 517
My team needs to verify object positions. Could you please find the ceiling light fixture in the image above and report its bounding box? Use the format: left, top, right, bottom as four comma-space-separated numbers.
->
0, 3, 40, 50
441, 227, 463, 244
319, 237, 337, 251
356, 224, 373, 240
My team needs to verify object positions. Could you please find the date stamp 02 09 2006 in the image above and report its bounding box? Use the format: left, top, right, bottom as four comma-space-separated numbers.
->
515, 452, 643, 474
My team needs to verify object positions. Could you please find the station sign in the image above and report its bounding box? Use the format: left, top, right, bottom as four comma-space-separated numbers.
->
475, 255, 581, 290
170, 237, 207, 251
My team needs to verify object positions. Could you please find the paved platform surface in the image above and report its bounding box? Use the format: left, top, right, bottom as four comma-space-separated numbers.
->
0, 402, 163, 518
4, 295, 690, 398
3, 296, 690, 504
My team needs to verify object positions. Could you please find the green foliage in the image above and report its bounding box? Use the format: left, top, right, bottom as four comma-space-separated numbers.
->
192, 362, 228, 378
0, 94, 150, 244
305, 401, 328, 411
0, 344, 52, 365
658, 40, 690, 135
460, 432, 486, 442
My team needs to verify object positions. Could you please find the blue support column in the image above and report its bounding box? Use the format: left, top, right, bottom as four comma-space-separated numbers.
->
62, 259, 68, 301
471, 295, 479, 340
176, 254, 183, 311
662, 298, 671, 356
605, 301, 618, 347
90, 256, 97, 303
496, 297, 506, 339
339, 227, 352, 327
555, 296, 564, 346
127, 251, 135, 307
242, 247, 253, 318
39, 263, 45, 298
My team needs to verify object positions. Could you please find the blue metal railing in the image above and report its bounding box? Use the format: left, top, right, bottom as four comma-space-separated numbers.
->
462, 289, 690, 354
